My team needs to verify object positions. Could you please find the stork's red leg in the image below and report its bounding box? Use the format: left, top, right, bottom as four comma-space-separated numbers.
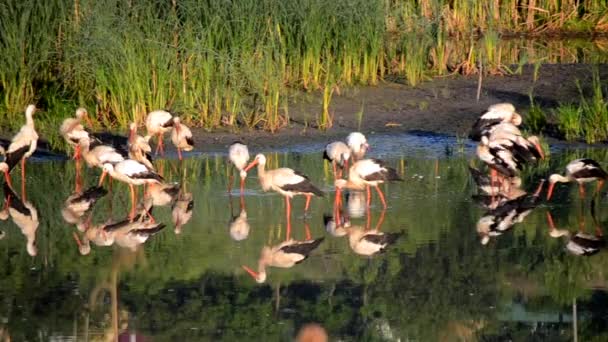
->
304, 223, 311, 240
285, 196, 292, 240
240, 177, 245, 194
366, 185, 371, 207
304, 194, 312, 212
375, 186, 387, 209
596, 180, 605, 197
98, 169, 107, 187
177, 147, 183, 161
129, 184, 136, 220
73, 145, 81, 160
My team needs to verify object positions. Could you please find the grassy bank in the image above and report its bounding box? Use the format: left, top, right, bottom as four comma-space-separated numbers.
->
2, 0, 608, 149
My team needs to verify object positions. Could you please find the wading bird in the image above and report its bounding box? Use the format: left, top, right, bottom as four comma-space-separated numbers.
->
546, 211, 606, 256
145, 110, 177, 156
99, 160, 164, 219
172, 190, 193, 234
228, 142, 250, 194
60, 107, 93, 161
334, 159, 402, 209
323, 141, 351, 178
469, 103, 522, 141
244, 154, 324, 222
2, 105, 38, 197
79, 136, 125, 185
547, 158, 608, 200
346, 132, 369, 161
128, 122, 154, 170
242, 237, 324, 283
170, 117, 194, 161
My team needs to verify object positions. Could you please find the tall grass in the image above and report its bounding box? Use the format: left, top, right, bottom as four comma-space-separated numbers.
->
1, 0, 608, 143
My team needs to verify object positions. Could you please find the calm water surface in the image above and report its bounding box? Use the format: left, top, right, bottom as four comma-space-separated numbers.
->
1, 133, 608, 341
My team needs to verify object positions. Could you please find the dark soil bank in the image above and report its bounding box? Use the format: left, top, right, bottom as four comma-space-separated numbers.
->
189, 63, 608, 152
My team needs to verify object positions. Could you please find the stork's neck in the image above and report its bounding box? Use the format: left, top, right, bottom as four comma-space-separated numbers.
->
550, 174, 571, 183
25, 111, 35, 128
257, 162, 266, 178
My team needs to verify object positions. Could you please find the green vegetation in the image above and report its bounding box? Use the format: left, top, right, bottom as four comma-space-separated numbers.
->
527, 68, 608, 143
2, 0, 608, 149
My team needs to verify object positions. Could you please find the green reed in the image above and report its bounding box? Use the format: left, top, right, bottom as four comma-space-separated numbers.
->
2, 0, 608, 144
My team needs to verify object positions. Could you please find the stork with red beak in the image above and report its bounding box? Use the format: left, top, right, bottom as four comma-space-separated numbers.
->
547, 158, 608, 200
346, 132, 370, 161
145, 110, 178, 156
170, 117, 194, 161
2, 105, 38, 199
60, 107, 94, 161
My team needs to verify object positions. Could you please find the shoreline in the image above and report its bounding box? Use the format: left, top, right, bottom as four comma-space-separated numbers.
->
4, 63, 608, 159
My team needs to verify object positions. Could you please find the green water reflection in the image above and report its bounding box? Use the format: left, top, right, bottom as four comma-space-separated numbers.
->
1, 145, 608, 341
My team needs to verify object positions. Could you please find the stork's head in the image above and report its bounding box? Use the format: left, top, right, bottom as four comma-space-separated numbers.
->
25, 104, 36, 117
242, 265, 267, 283
346, 132, 369, 153
244, 154, 266, 171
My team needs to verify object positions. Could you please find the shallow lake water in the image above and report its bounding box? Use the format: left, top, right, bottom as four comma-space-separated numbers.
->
1, 133, 608, 341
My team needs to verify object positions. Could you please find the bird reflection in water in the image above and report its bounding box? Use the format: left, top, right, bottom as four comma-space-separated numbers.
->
242, 221, 324, 283
229, 194, 250, 241
172, 188, 193, 234
1, 182, 38, 256
546, 201, 606, 256
346, 190, 366, 219
476, 180, 544, 245
61, 186, 108, 230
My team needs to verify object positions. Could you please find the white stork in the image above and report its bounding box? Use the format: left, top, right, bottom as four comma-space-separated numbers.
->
3, 105, 38, 198
99, 160, 164, 219
344, 225, 401, 256
228, 142, 250, 194
334, 159, 402, 209
244, 154, 324, 231
547, 158, 608, 200
79, 136, 125, 186
323, 141, 351, 178
128, 122, 154, 170
170, 117, 194, 160
60, 107, 93, 161
145, 110, 177, 156
469, 103, 522, 141
242, 237, 324, 283
346, 132, 369, 161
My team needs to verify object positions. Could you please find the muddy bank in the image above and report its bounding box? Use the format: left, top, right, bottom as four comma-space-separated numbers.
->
190, 63, 608, 152
5, 63, 608, 158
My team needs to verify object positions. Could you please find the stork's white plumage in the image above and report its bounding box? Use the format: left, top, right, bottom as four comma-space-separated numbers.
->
245, 154, 324, 229
228, 142, 250, 194
128, 122, 154, 170
100, 159, 164, 218
323, 141, 351, 178
3, 105, 38, 197
170, 117, 194, 160
145, 110, 177, 156
334, 159, 402, 208
469, 103, 522, 141
60, 107, 93, 161
547, 158, 608, 200
346, 132, 369, 160
242, 237, 324, 283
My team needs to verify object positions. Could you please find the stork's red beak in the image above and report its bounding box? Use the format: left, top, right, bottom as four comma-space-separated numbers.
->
242, 265, 259, 279
546, 181, 556, 200
244, 159, 258, 172
546, 212, 556, 230
534, 142, 545, 160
